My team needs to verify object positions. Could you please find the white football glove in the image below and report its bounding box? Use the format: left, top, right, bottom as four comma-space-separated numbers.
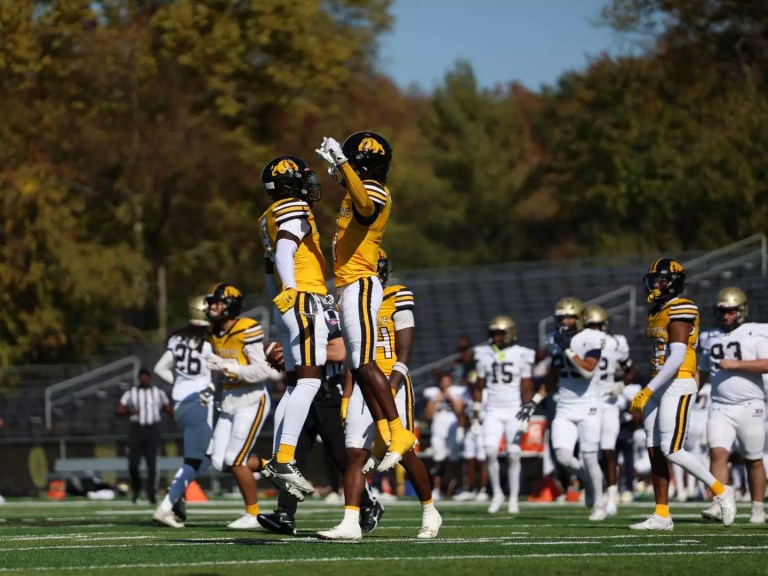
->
315, 137, 347, 168
206, 354, 238, 373
199, 383, 216, 407
470, 417, 481, 434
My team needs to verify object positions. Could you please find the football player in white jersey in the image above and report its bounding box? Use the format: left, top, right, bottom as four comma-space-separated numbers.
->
583, 304, 636, 516
454, 370, 489, 502
423, 372, 465, 500
544, 297, 607, 521
151, 296, 216, 528
473, 316, 535, 514
697, 287, 768, 524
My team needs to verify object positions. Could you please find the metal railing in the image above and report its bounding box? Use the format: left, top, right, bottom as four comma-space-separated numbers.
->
44, 356, 140, 431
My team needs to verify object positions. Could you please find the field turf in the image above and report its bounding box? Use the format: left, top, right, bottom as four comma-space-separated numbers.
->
0, 497, 766, 576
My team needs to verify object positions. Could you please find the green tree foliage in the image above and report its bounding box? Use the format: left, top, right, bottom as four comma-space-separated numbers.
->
2, 0, 767, 364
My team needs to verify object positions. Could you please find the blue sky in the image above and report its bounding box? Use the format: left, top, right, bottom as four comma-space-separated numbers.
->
378, 0, 639, 92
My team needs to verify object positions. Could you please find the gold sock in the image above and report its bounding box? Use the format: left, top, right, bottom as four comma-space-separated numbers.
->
421, 498, 433, 507
710, 480, 726, 497
246, 503, 260, 516
276, 444, 296, 464
376, 420, 392, 445
345, 505, 360, 512
388, 418, 405, 435
655, 504, 670, 518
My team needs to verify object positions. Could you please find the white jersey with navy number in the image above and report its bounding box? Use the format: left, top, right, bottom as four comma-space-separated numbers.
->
699, 323, 768, 404
166, 335, 216, 402
547, 328, 605, 402
596, 333, 631, 399
474, 343, 535, 410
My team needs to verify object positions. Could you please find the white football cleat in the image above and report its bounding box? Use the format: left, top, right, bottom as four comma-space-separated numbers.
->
316, 521, 362, 541
361, 456, 381, 475
417, 509, 442, 539
588, 506, 608, 522
629, 514, 674, 531
507, 500, 519, 514
453, 490, 477, 502
152, 507, 184, 528
715, 486, 737, 527
377, 430, 418, 472
701, 501, 722, 521
605, 500, 618, 517
487, 495, 505, 514
474, 491, 490, 502
749, 506, 765, 525
227, 513, 261, 529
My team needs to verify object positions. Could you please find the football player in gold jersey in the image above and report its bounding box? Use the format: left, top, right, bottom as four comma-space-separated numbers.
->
205, 283, 282, 529
315, 132, 418, 472
257, 155, 330, 498
628, 259, 736, 530
318, 250, 442, 540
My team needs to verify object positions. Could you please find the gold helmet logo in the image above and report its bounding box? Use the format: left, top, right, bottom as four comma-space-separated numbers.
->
271, 159, 299, 177
359, 137, 386, 156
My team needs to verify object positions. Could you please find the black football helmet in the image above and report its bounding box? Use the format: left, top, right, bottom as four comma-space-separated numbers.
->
261, 155, 321, 203
341, 131, 393, 183
205, 283, 243, 322
643, 258, 686, 303
377, 248, 391, 287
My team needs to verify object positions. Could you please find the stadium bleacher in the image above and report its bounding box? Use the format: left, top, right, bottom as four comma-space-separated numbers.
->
1, 236, 765, 437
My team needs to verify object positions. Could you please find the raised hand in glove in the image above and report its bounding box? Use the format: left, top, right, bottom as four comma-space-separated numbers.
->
630, 387, 653, 415
199, 382, 216, 407
273, 287, 298, 314
315, 137, 348, 168
516, 401, 537, 422
553, 329, 573, 351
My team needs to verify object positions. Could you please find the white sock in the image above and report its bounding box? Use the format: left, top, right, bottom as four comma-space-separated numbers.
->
666, 449, 717, 487
344, 507, 360, 523
279, 378, 321, 446
607, 484, 618, 504
582, 451, 603, 505
486, 451, 502, 499
163, 464, 198, 510
507, 451, 522, 502
271, 387, 291, 455
752, 501, 764, 512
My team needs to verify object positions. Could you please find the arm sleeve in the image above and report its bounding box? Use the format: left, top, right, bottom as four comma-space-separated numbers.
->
153, 350, 175, 385
275, 238, 299, 289
646, 341, 687, 393
339, 163, 375, 216
392, 309, 415, 330
237, 342, 283, 383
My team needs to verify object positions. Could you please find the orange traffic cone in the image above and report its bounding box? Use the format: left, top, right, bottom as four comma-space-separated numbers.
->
185, 480, 208, 502
48, 480, 66, 500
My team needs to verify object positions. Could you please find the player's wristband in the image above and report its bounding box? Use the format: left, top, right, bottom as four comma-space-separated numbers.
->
392, 362, 409, 377
532, 392, 544, 405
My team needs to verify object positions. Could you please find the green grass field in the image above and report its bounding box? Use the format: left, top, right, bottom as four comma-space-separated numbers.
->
1, 497, 766, 576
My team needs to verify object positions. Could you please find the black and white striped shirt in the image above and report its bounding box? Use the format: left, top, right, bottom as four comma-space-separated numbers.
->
119, 386, 169, 426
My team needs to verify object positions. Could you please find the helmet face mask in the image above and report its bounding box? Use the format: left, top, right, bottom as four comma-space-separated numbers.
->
261, 155, 321, 204
715, 286, 748, 331
488, 315, 517, 346
584, 304, 608, 331
188, 295, 210, 327
643, 258, 685, 304
554, 297, 585, 332
377, 249, 391, 287
341, 131, 392, 183
205, 283, 243, 323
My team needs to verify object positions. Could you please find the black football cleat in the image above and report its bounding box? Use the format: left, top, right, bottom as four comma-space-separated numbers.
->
257, 510, 297, 536
359, 500, 385, 533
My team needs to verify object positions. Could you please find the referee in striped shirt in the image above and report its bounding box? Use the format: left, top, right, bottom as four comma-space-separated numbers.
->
115, 368, 172, 504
